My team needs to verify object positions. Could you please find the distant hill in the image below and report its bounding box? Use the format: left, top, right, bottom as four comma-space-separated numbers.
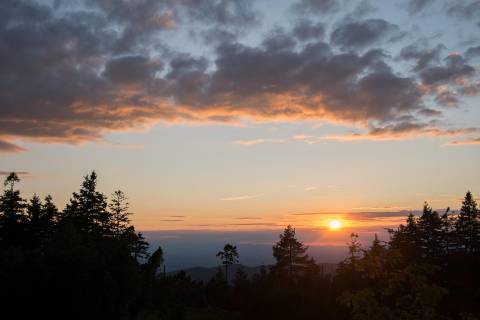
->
169, 263, 338, 283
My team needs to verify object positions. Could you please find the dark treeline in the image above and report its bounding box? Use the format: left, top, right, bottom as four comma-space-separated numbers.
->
0, 172, 479, 319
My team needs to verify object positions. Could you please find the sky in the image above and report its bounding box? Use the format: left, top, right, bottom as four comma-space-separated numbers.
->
1, 0, 480, 259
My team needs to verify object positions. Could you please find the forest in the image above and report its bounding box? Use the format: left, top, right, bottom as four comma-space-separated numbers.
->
0, 171, 478, 319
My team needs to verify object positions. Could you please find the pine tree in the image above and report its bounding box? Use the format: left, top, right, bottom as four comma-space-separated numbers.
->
63, 171, 109, 235
418, 202, 443, 259
272, 225, 315, 277
109, 190, 131, 236
389, 213, 422, 262
455, 191, 479, 253
216, 243, 239, 283
132, 230, 149, 261
440, 207, 454, 255
0, 172, 27, 246
26, 194, 42, 246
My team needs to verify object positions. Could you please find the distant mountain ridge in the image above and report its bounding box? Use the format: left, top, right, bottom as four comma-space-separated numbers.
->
169, 263, 338, 283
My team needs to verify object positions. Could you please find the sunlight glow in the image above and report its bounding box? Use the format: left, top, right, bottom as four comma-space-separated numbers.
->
329, 220, 342, 230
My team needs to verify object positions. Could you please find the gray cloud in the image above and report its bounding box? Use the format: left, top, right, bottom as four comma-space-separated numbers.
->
292, 20, 325, 41
0, 0, 477, 149
466, 46, 480, 59
293, 0, 340, 14
400, 42, 445, 71
447, 1, 480, 21
330, 19, 402, 50
407, 0, 434, 14
420, 54, 475, 85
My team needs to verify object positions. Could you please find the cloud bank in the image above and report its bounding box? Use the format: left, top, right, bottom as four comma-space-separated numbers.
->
0, 0, 479, 151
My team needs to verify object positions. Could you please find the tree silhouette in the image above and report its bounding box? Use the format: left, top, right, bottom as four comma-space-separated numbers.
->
63, 171, 110, 235
417, 202, 443, 259
0, 172, 27, 246
455, 191, 479, 253
216, 243, 239, 283
272, 225, 316, 277
109, 190, 131, 236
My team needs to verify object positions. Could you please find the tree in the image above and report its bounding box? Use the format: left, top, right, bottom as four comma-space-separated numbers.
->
63, 171, 109, 234
417, 202, 443, 259
144, 246, 164, 281
272, 225, 316, 277
348, 233, 362, 262
0, 172, 27, 245
109, 190, 131, 236
26, 194, 42, 246
388, 213, 422, 262
455, 191, 479, 253
440, 207, 453, 255
131, 230, 149, 261
216, 243, 239, 283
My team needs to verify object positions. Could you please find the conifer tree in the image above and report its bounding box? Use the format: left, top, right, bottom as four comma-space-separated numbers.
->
26, 194, 42, 246
272, 225, 315, 277
455, 191, 479, 253
217, 243, 239, 283
418, 202, 443, 259
0, 172, 27, 245
109, 190, 131, 236
63, 171, 109, 234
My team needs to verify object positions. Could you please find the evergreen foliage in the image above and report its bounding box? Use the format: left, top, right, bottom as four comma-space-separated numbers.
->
0, 171, 478, 319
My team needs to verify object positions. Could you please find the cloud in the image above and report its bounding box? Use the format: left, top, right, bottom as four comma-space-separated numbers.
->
232, 138, 285, 146
292, 0, 340, 14
292, 122, 479, 143
465, 46, 480, 59
330, 19, 403, 50
221, 194, 263, 201
0, 0, 477, 150
400, 42, 444, 71
292, 19, 325, 41
0, 140, 26, 153
446, 137, 480, 146
419, 54, 475, 86
447, 1, 480, 21
407, 0, 434, 14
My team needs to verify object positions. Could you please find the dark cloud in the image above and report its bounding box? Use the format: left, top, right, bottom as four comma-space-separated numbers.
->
417, 108, 443, 117
262, 29, 297, 52
87, 0, 175, 52
420, 54, 475, 85
407, 0, 434, 14
0, 0, 477, 149
330, 19, 402, 50
466, 46, 480, 59
179, 0, 257, 27
447, 1, 480, 21
400, 42, 445, 71
292, 20, 325, 41
103, 55, 163, 85
293, 0, 340, 14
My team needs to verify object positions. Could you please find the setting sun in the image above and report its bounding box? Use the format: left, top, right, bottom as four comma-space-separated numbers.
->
329, 220, 342, 230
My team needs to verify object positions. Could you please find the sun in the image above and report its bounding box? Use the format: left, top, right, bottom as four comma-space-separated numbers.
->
329, 220, 342, 230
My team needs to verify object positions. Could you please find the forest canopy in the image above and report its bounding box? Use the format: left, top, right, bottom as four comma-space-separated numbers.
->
0, 172, 478, 319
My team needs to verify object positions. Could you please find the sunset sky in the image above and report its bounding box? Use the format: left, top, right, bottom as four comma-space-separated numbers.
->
1, 0, 479, 249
